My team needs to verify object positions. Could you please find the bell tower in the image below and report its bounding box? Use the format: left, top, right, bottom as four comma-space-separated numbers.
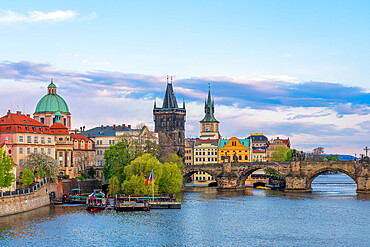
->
200, 85, 220, 139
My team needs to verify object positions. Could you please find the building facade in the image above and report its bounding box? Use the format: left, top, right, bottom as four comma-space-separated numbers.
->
50, 112, 74, 178
184, 139, 195, 166
266, 137, 291, 161
34, 79, 72, 130
153, 78, 186, 157
193, 139, 219, 165
70, 134, 96, 178
0, 111, 56, 181
218, 137, 251, 163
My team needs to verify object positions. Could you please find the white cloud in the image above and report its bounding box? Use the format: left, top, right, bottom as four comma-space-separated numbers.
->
0, 10, 94, 23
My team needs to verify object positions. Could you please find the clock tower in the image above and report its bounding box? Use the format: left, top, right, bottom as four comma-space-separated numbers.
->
200, 85, 220, 139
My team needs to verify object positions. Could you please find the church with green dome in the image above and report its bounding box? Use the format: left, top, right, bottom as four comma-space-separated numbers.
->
33, 79, 72, 129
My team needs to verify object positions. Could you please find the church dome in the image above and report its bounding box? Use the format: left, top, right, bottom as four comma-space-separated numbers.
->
34, 80, 70, 114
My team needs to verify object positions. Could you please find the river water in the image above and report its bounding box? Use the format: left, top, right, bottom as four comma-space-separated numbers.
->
0, 174, 369, 247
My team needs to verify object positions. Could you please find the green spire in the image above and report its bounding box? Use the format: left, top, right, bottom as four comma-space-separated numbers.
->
200, 84, 219, 123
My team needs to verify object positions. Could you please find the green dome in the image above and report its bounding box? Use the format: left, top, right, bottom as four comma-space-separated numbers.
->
48, 82, 57, 88
35, 94, 70, 114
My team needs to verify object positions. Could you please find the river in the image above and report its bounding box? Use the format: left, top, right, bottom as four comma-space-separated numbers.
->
0, 174, 369, 247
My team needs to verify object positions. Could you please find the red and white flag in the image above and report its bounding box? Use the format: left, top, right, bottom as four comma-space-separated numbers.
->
145, 170, 153, 186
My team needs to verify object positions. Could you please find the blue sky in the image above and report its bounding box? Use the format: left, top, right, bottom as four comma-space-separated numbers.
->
0, 1, 369, 155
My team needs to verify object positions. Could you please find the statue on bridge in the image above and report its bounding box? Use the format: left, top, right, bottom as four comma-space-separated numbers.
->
291, 150, 306, 161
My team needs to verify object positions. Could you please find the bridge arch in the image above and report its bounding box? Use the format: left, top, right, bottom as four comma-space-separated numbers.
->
306, 167, 357, 190
183, 169, 220, 186
236, 166, 285, 188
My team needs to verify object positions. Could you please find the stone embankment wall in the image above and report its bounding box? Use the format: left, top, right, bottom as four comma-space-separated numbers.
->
61, 178, 101, 195
0, 182, 57, 217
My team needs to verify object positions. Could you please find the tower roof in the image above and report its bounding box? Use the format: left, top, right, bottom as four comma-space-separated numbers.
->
162, 82, 178, 109
200, 86, 219, 123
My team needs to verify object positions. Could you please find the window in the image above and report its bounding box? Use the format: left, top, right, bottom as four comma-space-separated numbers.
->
27, 148, 31, 154
48, 137, 52, 143
59, 152, 63, 166
34, 137, 38, 143
48, 148, 51, 155
34, 148, 38, 153
27, 136, 31, 143
41, 148, 45, 154
19, 136, 24, 142
19, 159, 23, 166
19, 147, 23, 154
41, 137, 45, 143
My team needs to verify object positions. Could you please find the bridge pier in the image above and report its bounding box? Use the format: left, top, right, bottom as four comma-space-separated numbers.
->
284, 176, 312, 193
216, 161, 238, 190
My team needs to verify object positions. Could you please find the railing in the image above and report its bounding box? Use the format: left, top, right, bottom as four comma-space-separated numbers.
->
0, 178, 50, 198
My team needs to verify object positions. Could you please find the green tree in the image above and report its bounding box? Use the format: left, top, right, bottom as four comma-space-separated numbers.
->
108, 176, 120, 195
271, 146, 290, 161
88, 167, 96, 178
37, 166, 45, 179
24, 153, 58, 179
22, 168, 34, 187
103, 137, 161, 183
121, 154, 183, 195
160, 153, 184, 171
0, 148, 15, 188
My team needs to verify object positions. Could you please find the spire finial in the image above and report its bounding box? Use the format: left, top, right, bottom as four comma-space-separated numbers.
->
208, 82, 210, 90
171, 76, 173, 84
51, 78, 53, 83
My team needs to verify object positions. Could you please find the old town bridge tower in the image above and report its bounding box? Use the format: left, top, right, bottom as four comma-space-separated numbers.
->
153, 77, 186, 157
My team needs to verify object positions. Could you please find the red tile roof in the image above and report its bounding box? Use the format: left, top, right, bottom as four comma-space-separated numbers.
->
0, 112, 51, 134
50, 122, 69, 134
70, 134, 94, 142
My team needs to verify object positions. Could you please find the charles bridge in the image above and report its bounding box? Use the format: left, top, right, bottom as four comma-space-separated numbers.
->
183, 158, 370, 193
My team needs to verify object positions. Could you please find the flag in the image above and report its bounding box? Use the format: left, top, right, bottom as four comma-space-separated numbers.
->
145, 170, 153, 186
89, 193, 95, 200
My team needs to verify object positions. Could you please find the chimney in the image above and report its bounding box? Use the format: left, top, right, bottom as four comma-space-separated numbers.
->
7, 110, 10, 115
101, 125, 103, 130
16, 111, 21, 116
88, 134, 90, 137
93, 133, 95, 136
122, 124, 126, 129
113, 124, 116, 130
26, 114, 30, 117
128, 125, 131, 129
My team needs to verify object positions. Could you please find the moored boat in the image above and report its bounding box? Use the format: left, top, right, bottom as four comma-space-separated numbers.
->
115, 195, 150, 211
86, 190, 107, 211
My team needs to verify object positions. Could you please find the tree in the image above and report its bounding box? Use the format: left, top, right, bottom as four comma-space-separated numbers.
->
271, 146, 290, 161
24, 153, 58, 179
0, 148, 15, 188
160, 153, 184, 171
22, 168, 34, 187
108, 176, 120, 195
88, 167, 96, 178
313, 147, 324, 155
121, 154, 183, 195
103, 137, 161, 183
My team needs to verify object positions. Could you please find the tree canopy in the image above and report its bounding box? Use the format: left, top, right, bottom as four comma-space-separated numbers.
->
22, 168, 34, 187
121, 154, 183, 195
271, 146, 290, 161
0, 148, 15, 188
103, 137, 160, 182
24, 153, 59, 179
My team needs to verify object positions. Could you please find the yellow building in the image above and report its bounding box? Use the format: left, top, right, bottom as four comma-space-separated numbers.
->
192, 139, 218, 184
218, 137, 251, 163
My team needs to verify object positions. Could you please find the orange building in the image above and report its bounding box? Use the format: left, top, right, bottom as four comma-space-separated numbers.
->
218, 137, 251, 163
70, 134, 96, 178
0, 111, 56, 180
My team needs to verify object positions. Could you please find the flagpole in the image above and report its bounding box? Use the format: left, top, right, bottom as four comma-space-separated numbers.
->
152, 171, 154, 202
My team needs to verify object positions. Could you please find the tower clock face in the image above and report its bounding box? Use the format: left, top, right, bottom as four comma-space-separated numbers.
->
205, 126, 210, 131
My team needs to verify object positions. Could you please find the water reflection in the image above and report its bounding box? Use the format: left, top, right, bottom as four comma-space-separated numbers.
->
0, 174, 369, 247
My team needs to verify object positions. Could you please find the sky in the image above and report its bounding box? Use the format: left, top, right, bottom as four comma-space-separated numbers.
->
0, 0, 369, 155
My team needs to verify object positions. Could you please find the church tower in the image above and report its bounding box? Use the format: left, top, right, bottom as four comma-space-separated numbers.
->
153, 77, 186, 157
200, 85, 220, 139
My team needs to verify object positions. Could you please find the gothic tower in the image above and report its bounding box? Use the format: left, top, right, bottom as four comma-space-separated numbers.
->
153, 77, 186, 157
200, 85, 220, 139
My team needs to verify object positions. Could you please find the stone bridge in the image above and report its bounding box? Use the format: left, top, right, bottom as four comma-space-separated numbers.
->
183, 160, 370, 193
